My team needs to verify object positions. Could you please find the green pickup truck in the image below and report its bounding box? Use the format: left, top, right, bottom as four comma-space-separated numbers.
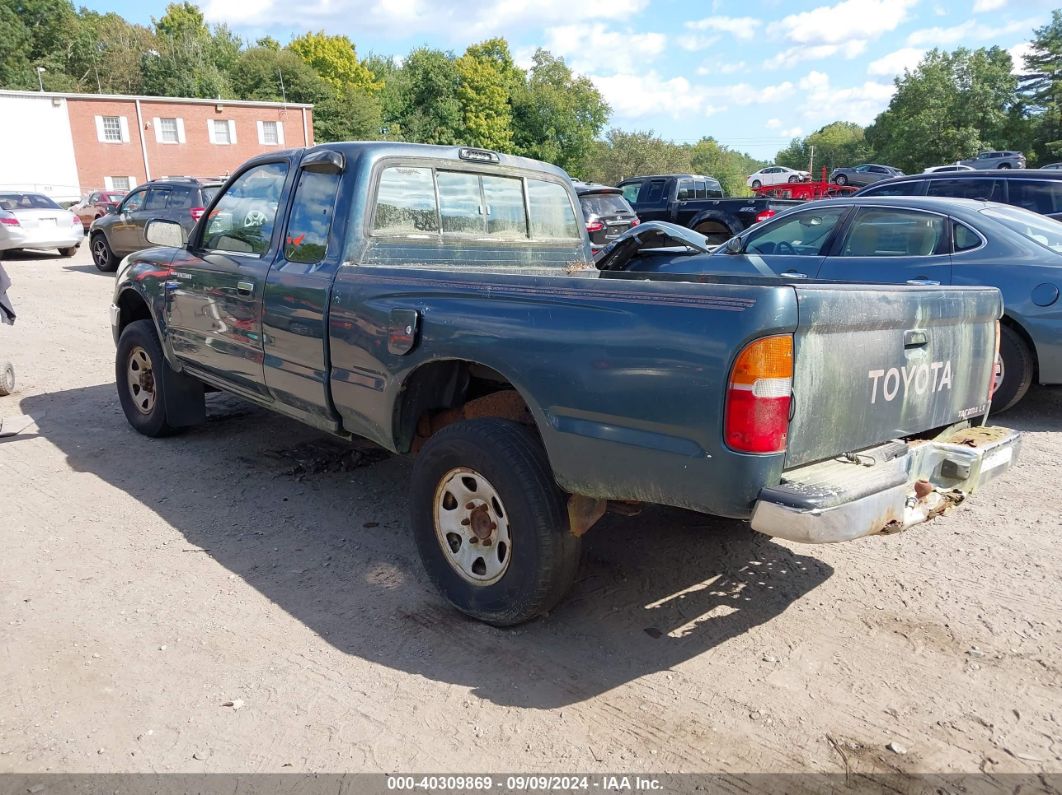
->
110, 143, 1020, 625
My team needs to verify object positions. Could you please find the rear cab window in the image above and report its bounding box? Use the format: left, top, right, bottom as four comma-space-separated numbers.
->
619, 182, 642, 204
926, 178, 1004, 202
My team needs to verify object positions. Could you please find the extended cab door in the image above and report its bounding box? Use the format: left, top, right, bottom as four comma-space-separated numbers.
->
815, 206, 953, 285
164, 160, 293, 398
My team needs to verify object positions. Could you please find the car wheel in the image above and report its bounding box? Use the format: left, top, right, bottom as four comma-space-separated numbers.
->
0, 361, 14, 396
694, 221, 734, 246
998, 163, 1012, 169
751, 180, 762, 189
115, 319, 183, 437
58, 246, 78, 258
91, 233, 118, 272
835, 174, 848, 186
410, 418, 582, 626
788, 175, 800, 183
992, 324, 1035, 413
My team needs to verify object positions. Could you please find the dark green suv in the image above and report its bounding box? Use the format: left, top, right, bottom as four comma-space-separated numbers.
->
89, 177, 222, 272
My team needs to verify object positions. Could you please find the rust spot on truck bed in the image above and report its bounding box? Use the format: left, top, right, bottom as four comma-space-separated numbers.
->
942, 426, 1012, 448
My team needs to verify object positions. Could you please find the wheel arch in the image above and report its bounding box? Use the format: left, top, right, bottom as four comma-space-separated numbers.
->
1001, 313, 1039, 380
688, 209, 740, 235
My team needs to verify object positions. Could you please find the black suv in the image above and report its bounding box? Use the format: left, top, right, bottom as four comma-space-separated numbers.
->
855, 169, 1062, 220
573, 182, 639, 252
89, 177, 223, 272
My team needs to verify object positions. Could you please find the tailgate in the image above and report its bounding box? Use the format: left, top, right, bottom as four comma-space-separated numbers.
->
786, 285, 1000, 468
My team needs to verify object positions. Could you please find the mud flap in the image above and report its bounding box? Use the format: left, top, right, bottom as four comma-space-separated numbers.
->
160, 365, 205, 427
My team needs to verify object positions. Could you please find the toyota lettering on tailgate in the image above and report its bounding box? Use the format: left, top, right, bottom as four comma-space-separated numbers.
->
868, 361, 953, 404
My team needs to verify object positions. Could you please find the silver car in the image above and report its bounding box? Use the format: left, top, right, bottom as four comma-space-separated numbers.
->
959, 150, 1026, 170
0, 192, 84, 257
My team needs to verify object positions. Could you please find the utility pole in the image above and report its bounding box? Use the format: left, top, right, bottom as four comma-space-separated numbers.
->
809, 145, 815, 180
35, 66, 46, 92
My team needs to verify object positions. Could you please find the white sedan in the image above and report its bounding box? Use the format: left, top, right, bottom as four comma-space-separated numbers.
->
0, 192, 84, 257
922, 163, 975, 173
747, 166, 811, 188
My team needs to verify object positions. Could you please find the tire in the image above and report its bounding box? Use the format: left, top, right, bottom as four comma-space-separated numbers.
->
992, 324, 1035, 413
0, 361, 14, 396
58, 246, 78, 258
998, 163, 1012, 169
751, 180, 762, 189
410, 418, 582, 626
694, 221, 734, 246
788, 175, 800, 183
835, 174, 848, 186
91, 233, 118, 272
115, 319, 181, 437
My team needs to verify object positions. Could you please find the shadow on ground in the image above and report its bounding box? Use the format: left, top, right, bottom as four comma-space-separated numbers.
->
15, 382, 833, 708
994, 384, 1062, 433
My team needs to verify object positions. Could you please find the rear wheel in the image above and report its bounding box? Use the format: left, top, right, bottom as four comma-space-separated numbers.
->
835, 174, 848, 186
788, 175, 800, 183
998, 163, 1012, 169
992, 324, 1034, 413
91, 233, 117, 272
58, 246, 78, 258
410, 418, 582, 626
115, 319, 182, 437
0, 361, 14, 396
694, 220, 734, 246
751, 180, 762, 189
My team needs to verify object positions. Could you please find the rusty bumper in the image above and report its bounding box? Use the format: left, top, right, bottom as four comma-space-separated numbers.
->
750, 425, 1021, 544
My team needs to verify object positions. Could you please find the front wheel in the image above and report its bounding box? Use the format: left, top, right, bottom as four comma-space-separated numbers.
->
992, 324, 1034, 413
410, 418, 582, 626
788, 175, 800, 183
91, 233, 118, 272
116, 319, 181, 437
0, 361, 14, 396
997, 163, 1012, 169
751, 180, 762, 189
835, 174, 848, 186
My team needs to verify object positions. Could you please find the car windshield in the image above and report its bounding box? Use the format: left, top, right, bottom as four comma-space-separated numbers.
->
982, 206, 1062, 254
0, 193, 61, 210
580, 193, 632, 217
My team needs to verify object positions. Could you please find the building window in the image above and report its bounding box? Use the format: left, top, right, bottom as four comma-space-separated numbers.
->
95, 115, 129, 144
108, 176, 132, 191
260, 120, 279, 145
210, 119, 236, 145
159, 118, 179, 143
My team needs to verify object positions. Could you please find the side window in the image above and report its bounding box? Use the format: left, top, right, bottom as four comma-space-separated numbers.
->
283, 169, 342, 265
926, 178, 1002, 201
644, 180, 667, 203
620, 182, 641, 203
201, 162, 288, 255
859, 180, 923, 197
527, 179, 579, 240
372, 166, 438, 235
482, 175, 526, 238
120, 190, 146, 212
706, 179, 723, 198
1008, 180, 1061, 215
694, 180, 707, 199
89, 193, 101, 203
745, 208, 847, 256
953, 221, 983, 252
841, 208, 946, 257
676, 178, 694, 200
437, 171, 485, 236
166, 186, 194, 209
144, 188, 171, 210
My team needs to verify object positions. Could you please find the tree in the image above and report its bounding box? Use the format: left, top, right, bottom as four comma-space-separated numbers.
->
583, 129, 690, 185
67, 11, 155, 94
512, 50, 609, 176
288, 31, 380, 93
1019, 10, 1062, 161
0, 0, 79, 89
690, 137, 764, 196
384, 47, 463, 145
313, 84, 383, 142
230, 46, 324, 104
866, 47, 1018, 172
454, 38, 521, 151
141, 2, 236, 98
775, 121, 870, 175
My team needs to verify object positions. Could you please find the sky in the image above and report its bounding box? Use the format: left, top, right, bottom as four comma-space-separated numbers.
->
81, 0, 1058, 160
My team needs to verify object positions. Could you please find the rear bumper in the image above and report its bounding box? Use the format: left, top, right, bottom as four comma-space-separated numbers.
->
1, 226, 83, 250
750, 426, 1020, 544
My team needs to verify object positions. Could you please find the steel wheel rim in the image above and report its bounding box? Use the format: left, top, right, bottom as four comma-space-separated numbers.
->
92, 239, 107, 265
126, 345, 157, 415
433, 467, 512, 586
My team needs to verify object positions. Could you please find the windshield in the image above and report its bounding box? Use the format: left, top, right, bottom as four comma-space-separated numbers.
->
0, 193, 61, 210
981, 206, 1062, 254
580, 193, 633, 218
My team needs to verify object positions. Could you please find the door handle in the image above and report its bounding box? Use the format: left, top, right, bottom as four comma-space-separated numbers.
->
783, 270, 808, 279
236, 281, 254, 297
906, 278, 940, 286
904, 329, 929, 348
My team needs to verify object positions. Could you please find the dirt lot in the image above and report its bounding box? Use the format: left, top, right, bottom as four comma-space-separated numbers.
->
1, 244, 1060, 777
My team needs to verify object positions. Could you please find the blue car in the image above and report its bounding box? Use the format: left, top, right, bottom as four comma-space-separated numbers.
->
617, 196, 1062, 411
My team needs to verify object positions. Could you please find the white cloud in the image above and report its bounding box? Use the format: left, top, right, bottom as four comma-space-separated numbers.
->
907, 17, 1040, 46
684, 15, 762, 40
769, 0, 917, 45
592, 72, 800, 120
765, 118, 783, 129
763, 41, 866, 69
779, 126, 804, 138
204, 0, 650, 39
542, 24, 667, 74
973, 0, 1006, 11
1008, 42, 1033, 74
678, 34, 721, 51
867, 47, 925, 76
795, 71, 895, 126
696, 60, 747, 76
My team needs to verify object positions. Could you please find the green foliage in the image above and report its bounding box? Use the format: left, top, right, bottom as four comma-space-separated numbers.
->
1019, 10, 1062, 162
288, 31, 380, 93
454, 38, 520, 151
865, 47, 1018, 172
776, 121, 870, 176
383, 47, 463, 145
584, 129, 691, 185
141, 2, 239, 98
690, 137, 764, 196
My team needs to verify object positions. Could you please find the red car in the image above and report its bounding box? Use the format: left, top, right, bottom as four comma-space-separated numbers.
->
70, 190, 127, 232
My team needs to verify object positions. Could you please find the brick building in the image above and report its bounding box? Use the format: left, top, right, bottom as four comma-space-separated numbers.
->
0, 90, 314, 202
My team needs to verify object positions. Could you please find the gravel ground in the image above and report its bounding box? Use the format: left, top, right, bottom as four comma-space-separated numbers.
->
0, 245, 1060, 777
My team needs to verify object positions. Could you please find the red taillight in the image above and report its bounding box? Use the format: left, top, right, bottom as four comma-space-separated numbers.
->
630, 217, 640, 227
190, 207, 205, 221
755, 209, 776, 223
0, 213, 19, 227
725, 335, 793, 454
586, 219, 604, 233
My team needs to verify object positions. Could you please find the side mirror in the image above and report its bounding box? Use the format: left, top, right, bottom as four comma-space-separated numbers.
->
146, 219, 187, 247
725, 236, 743, 255
106, 205, 119, 215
